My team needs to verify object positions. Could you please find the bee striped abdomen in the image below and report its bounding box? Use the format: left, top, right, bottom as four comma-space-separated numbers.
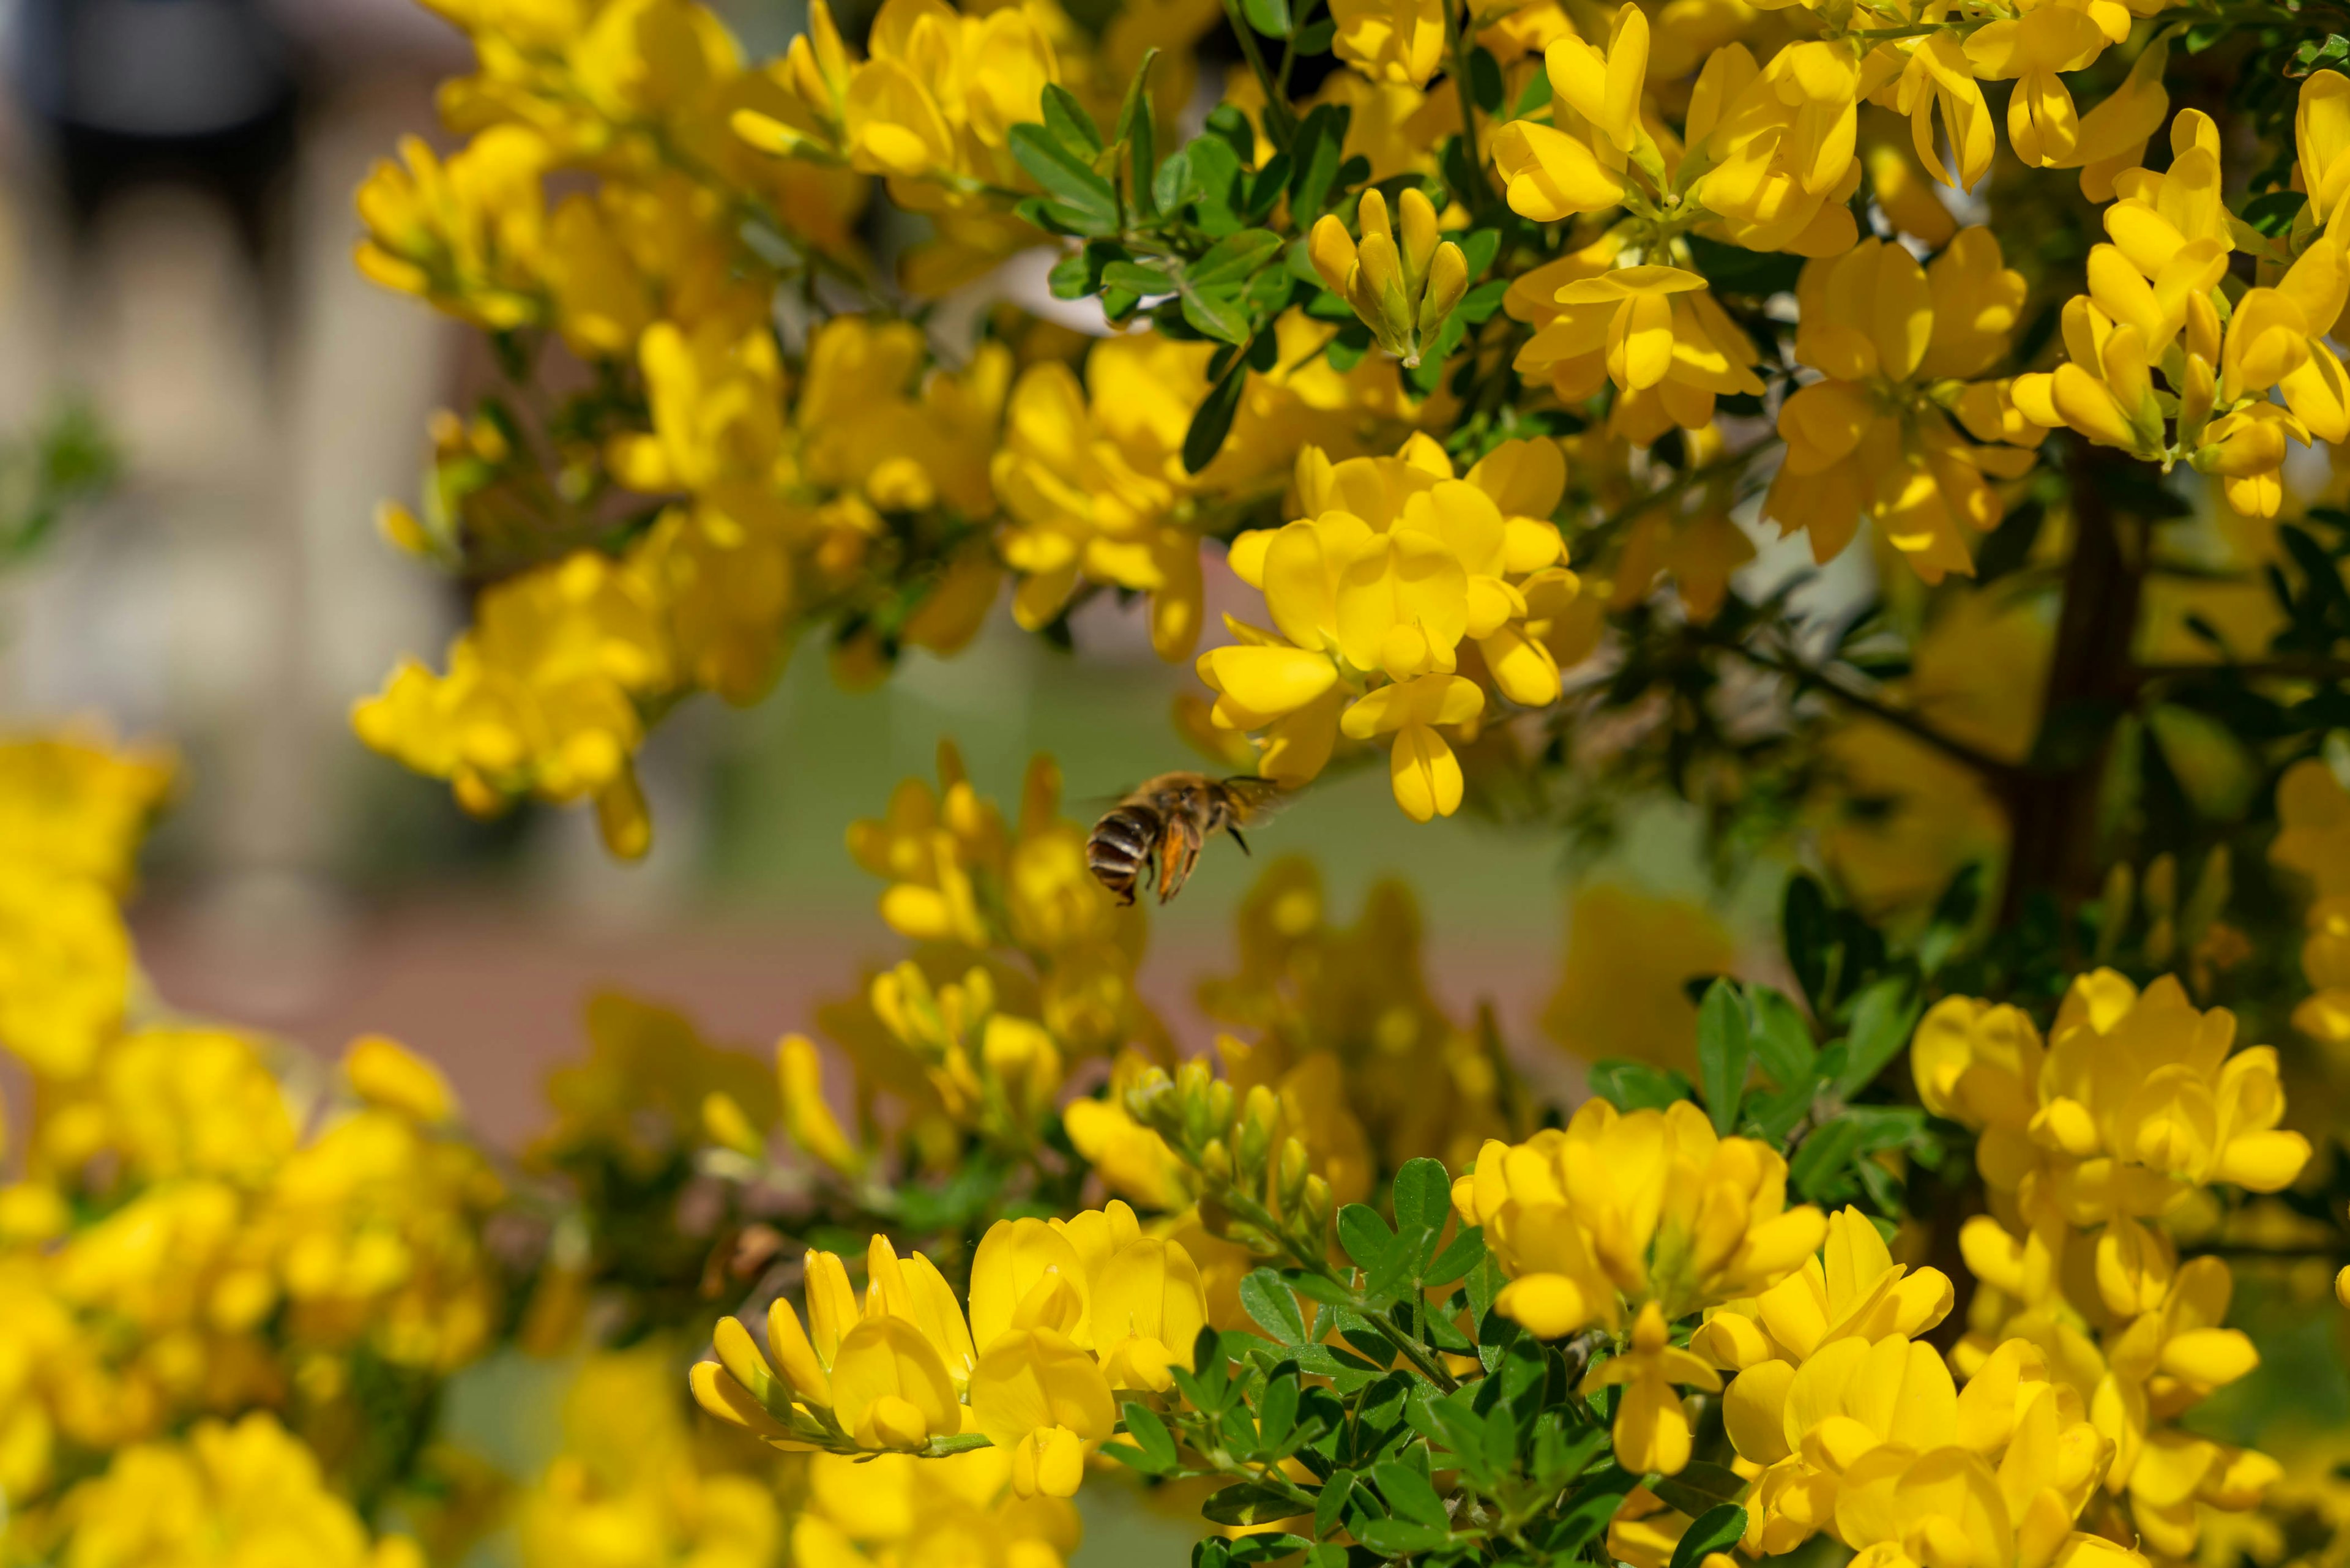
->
1086, 804, 1160, 905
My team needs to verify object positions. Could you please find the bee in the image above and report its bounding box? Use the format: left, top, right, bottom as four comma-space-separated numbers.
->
1087, 773, 1286, 906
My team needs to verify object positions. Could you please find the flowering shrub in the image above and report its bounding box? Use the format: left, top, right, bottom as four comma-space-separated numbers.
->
6, 0, 2350, 1560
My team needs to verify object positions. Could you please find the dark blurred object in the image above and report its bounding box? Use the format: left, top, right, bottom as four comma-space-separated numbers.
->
0, 401, 120, 567
13, 0, 300, 260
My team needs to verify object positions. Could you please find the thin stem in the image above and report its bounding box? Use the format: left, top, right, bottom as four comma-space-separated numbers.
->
1221, 0, 1300, 149
1712, 635, 2023, 782
1445, 0, 1499, 217
2130, 656, 2350, 686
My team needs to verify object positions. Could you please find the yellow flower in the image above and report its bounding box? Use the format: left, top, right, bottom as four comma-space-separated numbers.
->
2272, 756, 2350, 899
1505, 237, 1766, 440
1764, 230, 2042, 582
2039, 971, 2313, 1214
341, 1036, 456, 1126
53, 1413, 423, 1568
1455, 1101, 1824, 1471
1326, 0, 1445, 85
992, 340, 1204, 660
1690, 42, 1864, 256
1309, 188, 1470, 367
1581, 1299, 1723, 1474
1543, 884, 1738, 1077
1206, 434, 1574, 818
522, 1346, 783, 1568
695, 1209, 1195, 1491
354, 127, 550, 331
778, 1032, 864, 1174
0, 730, 173, 893
2012, 103, 2350, 518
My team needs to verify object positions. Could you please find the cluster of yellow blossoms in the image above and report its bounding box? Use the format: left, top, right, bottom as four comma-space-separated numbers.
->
0, 729, 170, 1076
0, 732, 505, 1562
1198, 434, 1580, 818
1454, 1102, 1828, 1473
1914, 973, 2310, 1557
1702, 1210, 2144, 1568
692, 1204, 1204, 1498
2015, 92, 2350, 517
2272, 756, 2350, 1052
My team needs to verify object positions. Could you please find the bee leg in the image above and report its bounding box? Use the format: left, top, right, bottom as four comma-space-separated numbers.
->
1157, 820, 1200, 902
1228, 829, 1250, 856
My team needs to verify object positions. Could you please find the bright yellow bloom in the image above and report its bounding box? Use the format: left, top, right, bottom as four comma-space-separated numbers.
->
50, 1413, 423, 1568
992, 338, 1205, 660
1764, 230, 2043, 583
788, 1447, 1078, 1568
1689, 42, 1864, 256
693, 1207, 1202, 1493
520, 1345, 783, 1568
1453, 1101, 1825, 1471
1204, 434, 1574, 818
2012, 102, 2350, 518
1505, 236, 1767, 442
1327, 0, 1445, 84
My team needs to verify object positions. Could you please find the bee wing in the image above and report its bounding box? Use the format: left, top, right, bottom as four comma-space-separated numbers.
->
1218, 776, 1291, 826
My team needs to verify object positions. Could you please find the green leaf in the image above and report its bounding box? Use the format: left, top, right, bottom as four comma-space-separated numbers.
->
1550, 1466, 1638, 1557
1114, 1402, 1180, 1472
1468, 46, 1504, 114
1747, 984, 1816, 1089
1668, 1505, 1748, 1568
1190, 230, 1285, 294
1101, 261, 1177, 296
1835, 974, 1922, 1096
1648, 1463, 1749, 1520
1356, 1518, 1449, 1555
1042, 83, 1103, 155
1390, 1157, 1452, 1272
1179, 286, 1251, 344
1287, 1270, 1358, 1309
1315, 1470, 1356, 1539
1695, 979, 1750, 1135
1532, 1418, 1609, 1487
1152, 147, 1192, 213
1182, 354, 1247, 473
1789, 1115, 1867, 1204
1240, 0, 1291, 37
1203, 1482, 1306, 1526
1294, 16, 1335, 53
1586, 1059, 1693, 1111
1010, 124, 1119, 235
1115, 49, 1160, 218
1337, 1203, 1398, 1275
1784, 873, 1830, 1007
1371, 1461, 1448, 1528
1259, 1373, 1302, 1453
1423, 1225, 1484, 1289
1242, 1269, 1310, 1344
1286, 103, 1352, 222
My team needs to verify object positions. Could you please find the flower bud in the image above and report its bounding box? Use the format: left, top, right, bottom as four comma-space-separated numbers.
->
1201, 1137, 1234, 1188
1308, 213, 1358, 296
1398, 187, 1441, 299
1300, 1174, 1335, 1243
2177, 352, 2216, 441
1417, 241, 1469, 340
703, 1092, 765, 1160
1277, 1137, 1311, 1215
1237, 1085, 1279, 1185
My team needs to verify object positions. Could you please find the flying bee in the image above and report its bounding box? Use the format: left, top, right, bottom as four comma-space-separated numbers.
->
1087, 773, 1286, 906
